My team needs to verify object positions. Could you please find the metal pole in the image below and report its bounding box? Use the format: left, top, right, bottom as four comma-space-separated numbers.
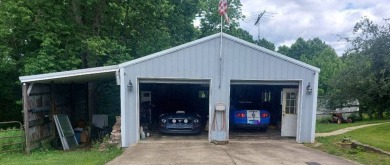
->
219, 15, 223, 88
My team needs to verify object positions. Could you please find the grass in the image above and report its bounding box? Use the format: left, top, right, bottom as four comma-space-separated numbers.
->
308, 123, 390, 165
316, 119, 389, 133
0, 129, 24, 152
344, 123, 390, 151
0, 147, 123, 165
0, 128, 123, 165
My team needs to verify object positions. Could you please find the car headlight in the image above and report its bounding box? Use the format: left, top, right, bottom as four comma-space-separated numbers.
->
194, 119, 199, 123
184, 119, 188, 123
172, 119, 176, 123
161, 119, 166, 123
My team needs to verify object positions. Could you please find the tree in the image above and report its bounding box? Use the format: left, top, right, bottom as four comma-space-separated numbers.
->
277, 37, 342, 96
255, 38, 275, 51
277, 45, 290, 55
302, 47, 343, 95
328, 18, 390, 119
0, 0, 202, 121
199, 0, 257, 42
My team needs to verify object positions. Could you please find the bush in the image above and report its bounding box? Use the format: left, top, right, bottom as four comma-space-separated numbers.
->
317, 116, 332, 123
347, 113, 361, 122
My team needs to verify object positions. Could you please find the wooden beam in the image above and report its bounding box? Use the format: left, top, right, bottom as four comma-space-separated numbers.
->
27, 83, 34, 96
50, 82, 56, 139
22, 83, 30, 153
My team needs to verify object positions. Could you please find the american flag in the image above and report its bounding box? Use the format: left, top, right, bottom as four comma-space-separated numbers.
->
218, 0, 229, 24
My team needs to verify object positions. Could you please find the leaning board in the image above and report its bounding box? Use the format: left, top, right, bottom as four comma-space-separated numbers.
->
54, 115, 78, 150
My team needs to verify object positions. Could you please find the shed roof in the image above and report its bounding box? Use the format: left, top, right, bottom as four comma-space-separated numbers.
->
19, 65, 119, 83
119, 32, 320, 73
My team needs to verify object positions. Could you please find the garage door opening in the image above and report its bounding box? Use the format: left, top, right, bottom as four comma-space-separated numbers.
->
139, 81, 210, 140
229, 81, 299, 140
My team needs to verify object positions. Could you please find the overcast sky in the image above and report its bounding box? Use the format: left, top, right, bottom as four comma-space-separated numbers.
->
239, 0, 390, 55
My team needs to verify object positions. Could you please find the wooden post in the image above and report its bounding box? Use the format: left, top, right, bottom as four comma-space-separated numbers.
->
50, 83, 56, 139
88, 82, 96, 122
22, 83, 30, 153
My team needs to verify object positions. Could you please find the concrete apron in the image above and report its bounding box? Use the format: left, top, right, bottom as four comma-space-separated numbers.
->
140, 127, 288, 142
106, 139, 358, 165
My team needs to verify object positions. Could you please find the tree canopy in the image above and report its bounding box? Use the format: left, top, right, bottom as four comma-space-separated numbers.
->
0, 0, 203, 122
277, 38, 343, 96
328, 18, 390, 119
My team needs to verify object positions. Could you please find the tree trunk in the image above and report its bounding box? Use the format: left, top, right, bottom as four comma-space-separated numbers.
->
377, 108, 384, 119
71, 0, 83, 25
358, 105, 363, 120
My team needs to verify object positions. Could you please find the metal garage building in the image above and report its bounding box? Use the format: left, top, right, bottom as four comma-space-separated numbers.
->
20, 33, 319, 149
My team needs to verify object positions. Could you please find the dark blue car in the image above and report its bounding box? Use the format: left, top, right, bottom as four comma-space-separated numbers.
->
159, 111, 202, 134
230, 101, 271, 131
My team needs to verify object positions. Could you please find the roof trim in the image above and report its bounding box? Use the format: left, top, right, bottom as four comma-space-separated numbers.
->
119, 33, 221, 68
222, 33, 320, 72
19, 65, 119, 83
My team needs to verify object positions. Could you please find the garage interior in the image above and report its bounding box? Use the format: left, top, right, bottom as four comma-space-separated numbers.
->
229, 83, 298, 140
138, 82, 210, 140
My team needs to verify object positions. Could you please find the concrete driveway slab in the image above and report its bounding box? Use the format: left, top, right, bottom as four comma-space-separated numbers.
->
106, 140, 358, 165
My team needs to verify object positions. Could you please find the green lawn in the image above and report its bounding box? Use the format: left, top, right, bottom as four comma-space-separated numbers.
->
344, 123, 390, 151
316, 119, 389, 133
310, 123, 390, 165
0, 129, 24, 152
0, 147, 123, 165
0, 127, 123, 165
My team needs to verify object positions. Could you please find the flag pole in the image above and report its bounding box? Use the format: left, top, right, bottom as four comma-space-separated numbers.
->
219, 15, 223, 88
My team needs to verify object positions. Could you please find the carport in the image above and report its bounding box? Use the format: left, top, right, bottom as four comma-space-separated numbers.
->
19, 65, 120, 151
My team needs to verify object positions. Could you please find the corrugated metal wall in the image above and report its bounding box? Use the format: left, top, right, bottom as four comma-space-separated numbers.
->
121, 35, 318, 147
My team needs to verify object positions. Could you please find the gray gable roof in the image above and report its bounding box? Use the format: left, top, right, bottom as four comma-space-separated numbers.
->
119, 32, 320, 73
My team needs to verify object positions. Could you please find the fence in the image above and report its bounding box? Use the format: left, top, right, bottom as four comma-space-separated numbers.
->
0, 121, 25, 153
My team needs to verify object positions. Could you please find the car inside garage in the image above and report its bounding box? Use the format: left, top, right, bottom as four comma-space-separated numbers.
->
138, 81, 210, 139
229, 81, 299, 139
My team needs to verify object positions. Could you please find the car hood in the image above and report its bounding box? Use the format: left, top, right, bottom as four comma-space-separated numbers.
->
160, 113, 201, 119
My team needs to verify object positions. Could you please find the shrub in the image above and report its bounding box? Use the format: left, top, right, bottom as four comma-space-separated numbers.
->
347, 113, 361, 122
317, 116, 332, 123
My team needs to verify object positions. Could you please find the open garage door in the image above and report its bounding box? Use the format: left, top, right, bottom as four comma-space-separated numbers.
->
229, 80, 299, 140
138, 79, 210, 141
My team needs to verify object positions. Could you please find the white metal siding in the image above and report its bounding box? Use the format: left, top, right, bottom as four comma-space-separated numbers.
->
121, 34, 319, 147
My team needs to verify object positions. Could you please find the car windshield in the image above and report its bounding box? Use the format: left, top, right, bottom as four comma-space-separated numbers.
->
232, 101, 259, 110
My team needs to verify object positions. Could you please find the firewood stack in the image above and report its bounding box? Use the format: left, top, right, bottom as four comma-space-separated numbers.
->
109, 116, 121, 146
